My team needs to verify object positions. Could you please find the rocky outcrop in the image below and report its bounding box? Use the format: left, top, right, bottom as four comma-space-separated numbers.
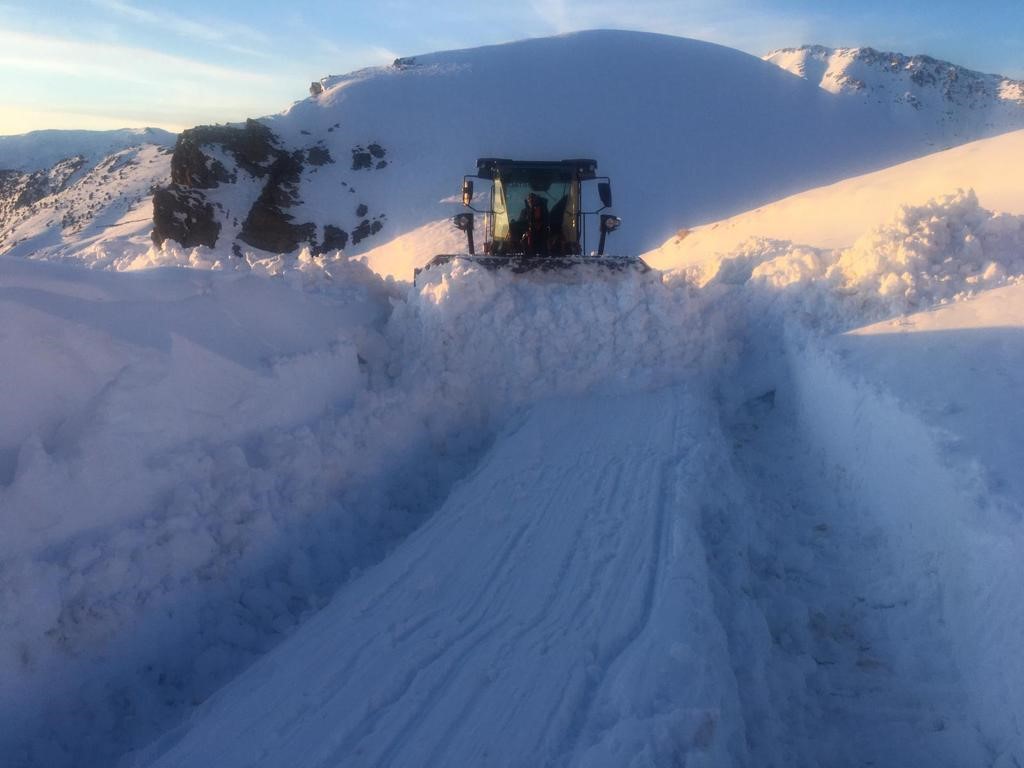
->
171, 119, 277, 186
152, 187, 220, 248
238, 149, 316, 253
151, 119, 386, 255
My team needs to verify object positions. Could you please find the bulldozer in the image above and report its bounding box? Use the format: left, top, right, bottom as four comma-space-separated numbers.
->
414, 158, 650, 285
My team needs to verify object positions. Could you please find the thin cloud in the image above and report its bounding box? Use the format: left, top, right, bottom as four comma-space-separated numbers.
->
0, 29, 276, 86
91, 0, 271, 56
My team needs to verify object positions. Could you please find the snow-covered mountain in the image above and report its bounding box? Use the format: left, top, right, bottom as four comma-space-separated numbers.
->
0, 30, 943, 270
6, 33, 1021, 277
765, 45, 1024, 143
0, 129, 175, 263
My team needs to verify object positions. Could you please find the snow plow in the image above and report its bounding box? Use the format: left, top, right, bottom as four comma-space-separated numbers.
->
414, 158, 650, 285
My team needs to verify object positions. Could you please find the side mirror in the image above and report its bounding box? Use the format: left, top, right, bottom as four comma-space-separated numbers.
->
598, 181, 612, 208
462, 179, 474, 207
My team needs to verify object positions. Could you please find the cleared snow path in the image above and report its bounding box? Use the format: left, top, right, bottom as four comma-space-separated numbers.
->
141, 387, 749, 767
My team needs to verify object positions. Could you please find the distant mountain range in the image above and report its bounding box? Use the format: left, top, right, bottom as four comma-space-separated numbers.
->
0, 127, 176, 173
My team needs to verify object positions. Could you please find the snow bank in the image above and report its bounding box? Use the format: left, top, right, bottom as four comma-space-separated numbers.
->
0, 256, 400, 766
393, 261, 722, 406
786, 329, 1024, 766
689, 189, 1024, 329
645, 128, 1024, 272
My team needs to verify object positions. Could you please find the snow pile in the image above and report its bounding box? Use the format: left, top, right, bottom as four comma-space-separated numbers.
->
784, 292, 1024, 766
645, 129, 1024, 273
393, 262, 719, 407
71, 238, 362, 287
689, 190, 1024, 327
829, 189, 1024, 304
0, 256, 399, 766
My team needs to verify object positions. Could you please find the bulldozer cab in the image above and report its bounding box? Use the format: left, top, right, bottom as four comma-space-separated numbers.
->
464, 159, 610, 257
415, 157, 642, 285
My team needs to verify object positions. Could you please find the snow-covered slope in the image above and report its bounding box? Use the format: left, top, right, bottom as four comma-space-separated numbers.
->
0, 129, 176, 263
0, 144, 172, 262
645, 128, 1024, 275
765, 45, 1024, 143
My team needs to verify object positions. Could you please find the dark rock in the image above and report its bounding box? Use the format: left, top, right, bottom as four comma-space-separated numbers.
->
351, 217, 384, 245
319, 224, 349, 253
356, 203, 368, 217
351, 148, 372, 170
152, 187, 220, 247
238, 148, 316, 253
351, 142, 386, 171
375, 160, 388, 169
306, 146, 333, 166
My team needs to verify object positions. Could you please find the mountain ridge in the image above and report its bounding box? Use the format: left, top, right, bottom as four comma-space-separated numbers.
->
764, 44, 1024, 143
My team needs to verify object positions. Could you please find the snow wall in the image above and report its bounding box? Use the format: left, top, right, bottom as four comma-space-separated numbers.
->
786, 331, 1024, 765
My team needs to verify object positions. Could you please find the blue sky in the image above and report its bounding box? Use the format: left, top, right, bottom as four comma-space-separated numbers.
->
1, 0, 1021, 135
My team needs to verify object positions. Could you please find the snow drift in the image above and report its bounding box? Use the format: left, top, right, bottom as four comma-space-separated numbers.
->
645, 128, 1024, 271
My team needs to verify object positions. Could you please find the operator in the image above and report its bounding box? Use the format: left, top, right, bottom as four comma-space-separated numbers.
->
518, 193, 549, 255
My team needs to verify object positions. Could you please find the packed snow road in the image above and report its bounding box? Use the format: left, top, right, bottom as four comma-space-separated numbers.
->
142, 387, 746, 767
140, 370, 998, 768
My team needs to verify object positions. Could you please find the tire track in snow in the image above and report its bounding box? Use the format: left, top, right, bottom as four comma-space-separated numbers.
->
388, 462, 629, 767
144, 387, 742, 768
560, 446, 675, 761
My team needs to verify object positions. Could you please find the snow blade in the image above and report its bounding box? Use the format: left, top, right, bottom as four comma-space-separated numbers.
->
414, 253, 652, 286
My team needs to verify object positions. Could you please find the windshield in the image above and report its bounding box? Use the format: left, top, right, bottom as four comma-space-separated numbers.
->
491, 175, 579, 252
